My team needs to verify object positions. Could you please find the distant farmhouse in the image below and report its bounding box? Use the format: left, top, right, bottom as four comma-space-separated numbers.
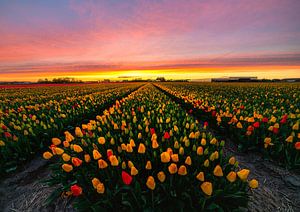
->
211, 77, 300, 83
211, 77, 258, 82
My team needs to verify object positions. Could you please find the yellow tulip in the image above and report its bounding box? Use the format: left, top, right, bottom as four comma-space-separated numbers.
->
210, 138, 217, 145
109, 155, 119, 166
128, 161, 134, 169
73, 144, 83, 153
204, 159, 209, 167
226, 171, 237, 183
249, 179, 259, 189
62, 164, 73, 172
228, 156, 236, 165
43, 151, 53, 160
270, 116, 276, 123
201, 138, 206, 146
55, 147, 64, 155
97, 182, 105, 194
157, 171, 166, 183
121, 143, 126, 151
174, 141, 179, 149
285, 135, 294, 143
126, 144, 133, 153
92, 178, 100, 189
146, 176, 156, 190
236, 122, 243, 129
122, 161, 126, 169
200, 182, 213, 196
93, 149, 102, 160
129, 139, 136, 147
62, 153, 71, 162
179, 147, 184, 155
292, 122, 299, 130
264, 137, 273, 148
237, 169, 250, 181
0, 140, 5, 146
98, 137, 105, 145
75, 127, 83, 137
131, 166, 139, 176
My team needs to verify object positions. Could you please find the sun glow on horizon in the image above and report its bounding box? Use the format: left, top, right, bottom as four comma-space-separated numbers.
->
1, 66, 299, 82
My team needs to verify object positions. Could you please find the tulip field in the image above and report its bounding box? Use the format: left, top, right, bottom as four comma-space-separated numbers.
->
156, 82, 300, 168
0, 83, 143, 174
1, 82, 299, 211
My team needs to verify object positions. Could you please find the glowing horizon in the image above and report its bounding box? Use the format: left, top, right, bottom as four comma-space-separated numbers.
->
0, 0, 300, 81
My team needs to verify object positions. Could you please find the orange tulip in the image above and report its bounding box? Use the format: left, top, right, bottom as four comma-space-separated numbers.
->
161, 152, 171, 163
98, 159, 108, 169
237, 169, 250, 181
43, 151, 53, 160
196, 171, 205, 181
146, 176, 156, 190
168, 163, 178, 174
157, 171, 166, 183
178, 165, 187, 176
213, 165, 223, 177
200, 182, 213, 196
226, 171, 237, 183
62, 164, 73, 172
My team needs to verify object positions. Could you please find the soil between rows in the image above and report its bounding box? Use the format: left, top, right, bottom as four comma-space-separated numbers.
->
1, 84, 299, 212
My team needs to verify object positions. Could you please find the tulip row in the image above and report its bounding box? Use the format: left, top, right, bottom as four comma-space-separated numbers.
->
44, 84, 257, 211
155, 82, 300, 168
0, 83, 142, 174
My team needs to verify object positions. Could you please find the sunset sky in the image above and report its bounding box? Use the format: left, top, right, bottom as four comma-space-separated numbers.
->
0, 0, 300, 81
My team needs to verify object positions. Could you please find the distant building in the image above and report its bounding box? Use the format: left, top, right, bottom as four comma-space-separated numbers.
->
281, 78, 300, 82
212, 77, 258, 82
156, 77, 166, 82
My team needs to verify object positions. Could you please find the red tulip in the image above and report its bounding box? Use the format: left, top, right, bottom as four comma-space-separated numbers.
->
273, 127, 279, 134
262, 117, 268, 123
72, 157, 83, 167
164, 132, 170, 139
247, 126, 254, 132
280, 118, 287, 124
189, 109, 193, 114
204, 122, 209, 127
71, 184, 82, 196
107, 149, 113, 159
2, 125, 7, 130
212, 111, 216, 117
240, 105, 245, 110
122, 171, 132, 185
150, 128, 156, 135
295, 142, 300, 150
253, 122, 260, 128
4, 132, 12, 138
